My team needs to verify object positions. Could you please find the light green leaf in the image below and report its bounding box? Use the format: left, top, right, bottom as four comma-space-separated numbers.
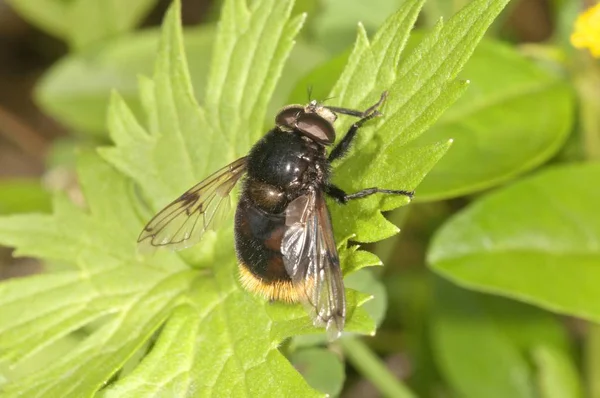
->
101, 263, 321, 397
36, 25, 326, 136
6, 0, 157, 49
287, 50, 350, 104
312, 0, 401, 53
414, 39, 574, 201
204, 0, 306, 156
266, 40, 329, 118
0, 268, 194, 397
67, 0, 158, 49
0, 180, 51, 215
0, 151, 194, 397
421, 0, 471, 25
0, 155, 146, 266
429, 163, 600, 322
36, 27, 216, 136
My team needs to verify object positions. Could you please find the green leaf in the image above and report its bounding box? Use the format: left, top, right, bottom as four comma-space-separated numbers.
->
204, 0, 306, 157
429, 163, 600, 322
36, 25, 326, 137
0, 1, 323, 395
0, 152, 194, 397
341, 337, 417, 398
0, 268, 194, 397
0, 156, 144, 266
5, 0, 68, 38
0, 180, 51, 215
6, 0, 157, 49
344, 268, 388, 327
481, 293, 571, 354
0, 333, 82, 384
533, 345, 583, 398
287, 50, 350, 104
66, 0, 158, 49
421, 0, 471, 25
432, 280, 580, 398
36, 27, 216, 136
266, 40, 329, 118
323, 0, 511, 243
312, 0, 401, 53
290, 348, 345, 396
0, 0, 512, 394
100, 267, 320, 397
289, 34, 571, 204
431, 280, 536, 398
413, 38, 574, 201
384, 271, 439, 395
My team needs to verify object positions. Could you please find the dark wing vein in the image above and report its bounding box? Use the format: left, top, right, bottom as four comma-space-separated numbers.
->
138, 157, 247, 252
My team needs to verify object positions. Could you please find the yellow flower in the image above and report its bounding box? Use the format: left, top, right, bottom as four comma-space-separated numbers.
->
571, 3, 600, 58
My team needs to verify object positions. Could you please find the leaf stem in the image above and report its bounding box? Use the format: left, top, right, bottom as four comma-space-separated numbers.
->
340, 336, 416, 398
587, 324, 600, 398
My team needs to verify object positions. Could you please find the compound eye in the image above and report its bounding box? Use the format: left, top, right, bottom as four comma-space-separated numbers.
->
276, 105, 304, 128
296, 113, 336, 144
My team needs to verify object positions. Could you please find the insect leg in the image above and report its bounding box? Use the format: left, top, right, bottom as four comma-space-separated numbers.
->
327, 91, 388, 162
325, 184, 414, 204
326, 91, 388, 118
324, 107, 364, 118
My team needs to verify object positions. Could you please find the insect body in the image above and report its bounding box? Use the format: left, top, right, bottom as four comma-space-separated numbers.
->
138, 92, 414, 339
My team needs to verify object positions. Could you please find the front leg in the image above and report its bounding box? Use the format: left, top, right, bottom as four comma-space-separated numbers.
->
327, 91, 388, 163
325, 184, 414, 204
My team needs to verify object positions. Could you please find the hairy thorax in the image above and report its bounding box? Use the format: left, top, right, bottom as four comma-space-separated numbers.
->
244, 129, 329, 213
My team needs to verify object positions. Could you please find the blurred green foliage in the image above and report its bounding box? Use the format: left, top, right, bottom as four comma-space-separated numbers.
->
1, 0, 599, 396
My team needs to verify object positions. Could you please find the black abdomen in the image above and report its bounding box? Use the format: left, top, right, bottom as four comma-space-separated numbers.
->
234, 196, 307, 303
234, 196, 287, 283
234, 128, 328, 302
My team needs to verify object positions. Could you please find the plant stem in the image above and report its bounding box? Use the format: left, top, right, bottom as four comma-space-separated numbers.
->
573, 54, 600, 161
340, 336, 416, 398
586, 325, 600, 398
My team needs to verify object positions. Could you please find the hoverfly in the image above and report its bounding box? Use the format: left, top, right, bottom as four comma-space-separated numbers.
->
138, 91, 414, 339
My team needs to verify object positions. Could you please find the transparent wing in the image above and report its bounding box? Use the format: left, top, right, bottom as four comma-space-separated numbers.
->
281, 189, 346, 340
138, 157, 247, 252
